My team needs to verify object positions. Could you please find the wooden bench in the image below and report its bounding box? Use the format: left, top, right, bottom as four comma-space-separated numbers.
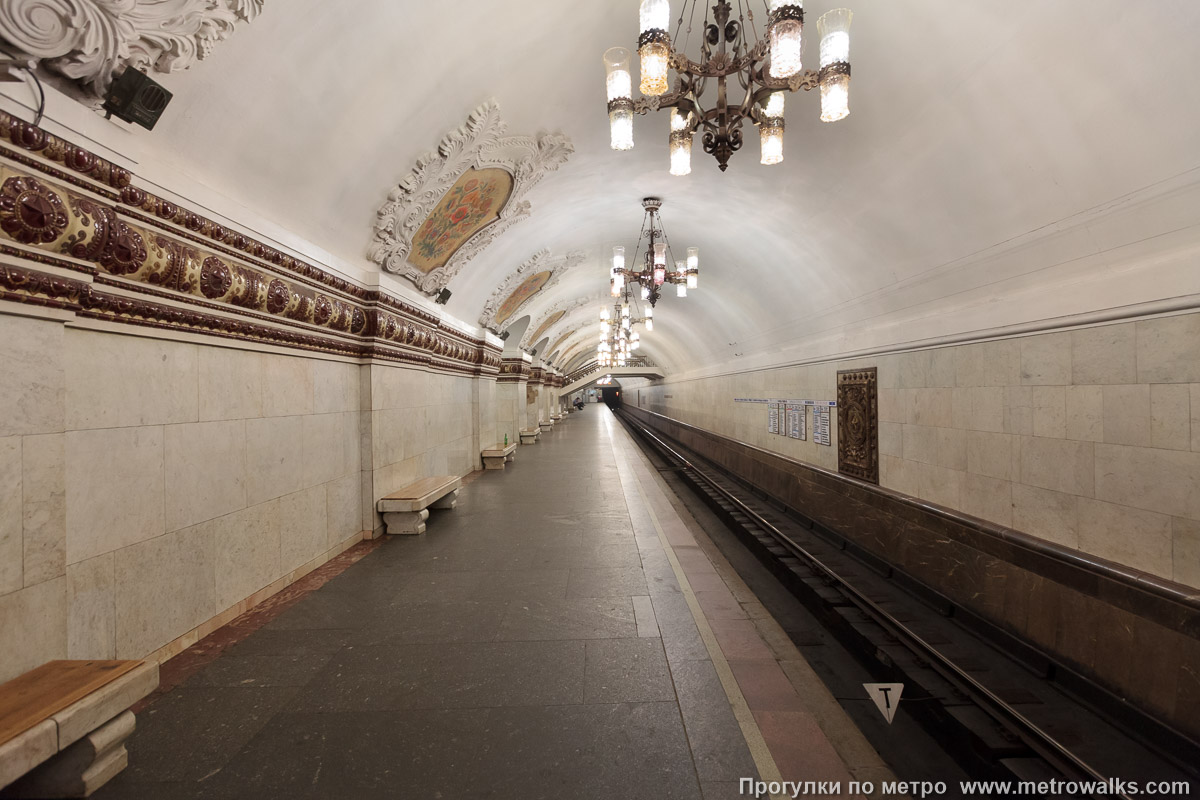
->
0, 660, 158, 798
519, 428, 539, 445
376, 475, 461, 535
481, 442, 517, 470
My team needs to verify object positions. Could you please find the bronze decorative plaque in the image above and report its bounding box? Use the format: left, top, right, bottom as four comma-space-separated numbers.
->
837, 367, 878, 484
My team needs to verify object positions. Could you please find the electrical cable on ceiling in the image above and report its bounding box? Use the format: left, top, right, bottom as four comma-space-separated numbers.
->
0, 45, 46, 127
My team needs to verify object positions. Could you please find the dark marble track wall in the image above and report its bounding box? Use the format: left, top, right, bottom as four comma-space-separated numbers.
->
624, 405, 1200, 743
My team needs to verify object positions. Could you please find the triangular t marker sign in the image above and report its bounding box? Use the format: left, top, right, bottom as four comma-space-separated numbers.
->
864, 683, 904, 724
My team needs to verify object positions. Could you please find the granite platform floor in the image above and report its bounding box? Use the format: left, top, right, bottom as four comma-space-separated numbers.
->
95, 404, 889, 800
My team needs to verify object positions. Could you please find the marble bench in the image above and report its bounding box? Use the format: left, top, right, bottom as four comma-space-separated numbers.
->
376, 475, 462, 535
481, 443, 517, 470
539, 419, 553, 433
519, 428, 539, 445
0, 660, 158, 799
551, 413, 562, 423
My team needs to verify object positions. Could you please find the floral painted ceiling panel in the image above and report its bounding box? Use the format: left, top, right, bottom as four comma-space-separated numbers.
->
409, 167, 513, 274
494, 270, 553, 326
528, 310, 566, 346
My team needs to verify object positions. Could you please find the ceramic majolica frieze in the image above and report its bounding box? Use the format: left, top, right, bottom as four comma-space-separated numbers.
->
0, 124, 504, 377
368, 100, 572, 295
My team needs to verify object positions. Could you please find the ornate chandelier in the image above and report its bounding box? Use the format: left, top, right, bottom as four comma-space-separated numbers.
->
603, 1, 854, 172
597, 300, 651, 368
610, 197, 698, 307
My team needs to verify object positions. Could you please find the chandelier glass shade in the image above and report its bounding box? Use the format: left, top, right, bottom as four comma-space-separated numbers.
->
603, 0, 854, 172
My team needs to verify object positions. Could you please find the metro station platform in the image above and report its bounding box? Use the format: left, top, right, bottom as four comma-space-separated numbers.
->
94, 405, 893, 800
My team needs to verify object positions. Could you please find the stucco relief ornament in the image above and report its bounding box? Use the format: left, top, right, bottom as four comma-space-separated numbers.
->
477, 248, 586, 329
518, 295, 593, 350
368, 100, 573, 295
0, 0, 264, 98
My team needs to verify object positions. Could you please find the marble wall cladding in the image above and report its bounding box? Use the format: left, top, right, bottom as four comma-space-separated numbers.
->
0, 437, 24, 594
113, 523, 216, 659
0, 313, 398, 682
496, 381, 525, 443
363, 362, 494, 534
0, 315, 64, 438
643, 313, 1200, 589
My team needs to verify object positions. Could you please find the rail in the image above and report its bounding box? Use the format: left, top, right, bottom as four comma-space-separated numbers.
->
620, 412, 1137, 800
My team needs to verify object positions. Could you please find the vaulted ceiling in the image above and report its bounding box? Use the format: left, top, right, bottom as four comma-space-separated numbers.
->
85, 0, 1200, 376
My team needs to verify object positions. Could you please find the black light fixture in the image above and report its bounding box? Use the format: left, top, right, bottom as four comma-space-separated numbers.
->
435, 288, 452, 304
103, 68, 172, 131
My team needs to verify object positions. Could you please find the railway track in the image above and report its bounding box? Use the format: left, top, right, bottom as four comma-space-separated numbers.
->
618, 411, 1198, 798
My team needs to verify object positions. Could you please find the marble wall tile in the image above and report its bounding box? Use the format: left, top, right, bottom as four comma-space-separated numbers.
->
1019, 436, 1094, 497
917, 463, 962, 509
910, 388, 953, 428
326, 473, 361, 546
1102, 384, 1151, 446
1072, 323, 1136, 385
66, 553, 114, 660
897, 351, 931, 389
928, 348, 957, 388
341, 412, 361, 478
878, 388, 904, 424
1194, 385, 1200, 452
65, 331, 198, 430
279, 485, 327, 573
966, 431, 1013, 480
371, 407, 407, 467
1077, 498, 1172, 578
66, 426, 164, 565
302, 413, 345, 487
902, 425, 938, 465
955, 340, 1020, 387
1031, 386, 1066, 439
262, 355, 314, 417
1020, 332, 1072, 386
212, 501, 281, 612
314, 360, 360, 414
0, 315, 64, 437
1136, 314, 1200, 384
1065, 386, 1103, 442
22, 433, 65, 586
1172, 517, 1200, 588
965, 387, 1006, 433
880, 455, 918, 496
1011, 484, 1078, 549
0, 437, 22, 594
879, 422, 903, 458
198, 347, 263, 422
960, 473, 1013, 527
164, 420, 247, 532
113, 525, 215, 658
0, 577, 67, 683
1003, 386, 1033, 436
1095, 444, 1200, 521
244, 416, 304, 505
1150, 384, 1190, 451
935, 427, 968, 471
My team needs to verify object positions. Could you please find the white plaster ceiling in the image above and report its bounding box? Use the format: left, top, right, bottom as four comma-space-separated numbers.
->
71, 0, 1200, 376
